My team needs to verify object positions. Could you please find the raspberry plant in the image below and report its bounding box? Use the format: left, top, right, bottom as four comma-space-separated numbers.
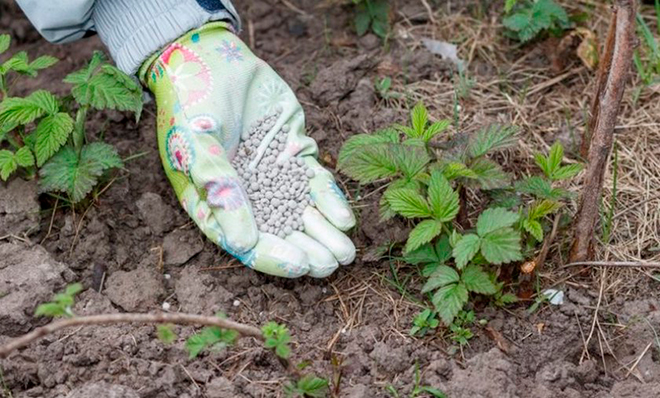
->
352, 0, 390, 39
338, 102, 581, 324
503, 0, 570, 43
0, 39, 141, 203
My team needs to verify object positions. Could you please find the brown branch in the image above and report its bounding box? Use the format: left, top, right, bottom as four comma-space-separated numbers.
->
562, 261, 660, 269
534, 213, 562, 272
570, 0, 636, 262
0, 312, 263, 359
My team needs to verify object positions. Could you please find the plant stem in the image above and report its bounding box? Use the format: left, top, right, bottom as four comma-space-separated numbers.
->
0, 312, 263, 359
73, 106, 89, 157
570, 0, 635, 262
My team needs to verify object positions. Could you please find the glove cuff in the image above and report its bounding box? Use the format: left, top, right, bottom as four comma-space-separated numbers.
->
93, 0, 240, 76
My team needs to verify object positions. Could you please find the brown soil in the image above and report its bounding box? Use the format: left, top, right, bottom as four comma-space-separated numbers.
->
1, 1, 660, 397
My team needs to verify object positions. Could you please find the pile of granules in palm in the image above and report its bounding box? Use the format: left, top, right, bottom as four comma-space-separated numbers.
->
231, 112, 315, 238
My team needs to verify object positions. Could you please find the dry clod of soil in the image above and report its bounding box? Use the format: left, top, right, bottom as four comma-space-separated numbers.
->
310, 54, 375, 106
0, 178, 41, 236
104, 266, 165, 312
135, 192, 177, 235
443, 348, 517, 398
175, 266, 233, 314
163, 228, 204, 266
65, 382, 139, 398
0, 243, 72, 336
205, 376, 236, 397
370, 341, 413, 375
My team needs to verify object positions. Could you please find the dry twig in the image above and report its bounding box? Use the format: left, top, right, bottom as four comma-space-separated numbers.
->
0, 312, 263, 359
571, 0, 636, 262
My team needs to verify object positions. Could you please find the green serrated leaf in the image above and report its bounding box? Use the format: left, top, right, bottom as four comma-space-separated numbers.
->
14, 146, 35, 167
354, 6, 371, 36
28, 55, 59, 71
185, 334, 208, 358
480, 228, 522, 264
393, 144, 431, 179
0, 90, 59, 126
1, 51, 29, 74
552, 163, 583, 181
385, 188, 432, 218
35, 112, 74, 166
476, 207, 519, 236
296, 375, 329, 398
434, 235, 452, 263
337, 128, 399, 168
404, 243, 439, 265
528, 199, 562, 220
534, 152, 551, 178
468, 158, 510, 190
66, 54, 142, 116
523, 218, 543, 241
410, 102, 428, 138
422, 265, 460, 293
461, 264, 497, 294
515, 176, 568, 200
547, 142, 564, 174
34, 302, 66, 318
39, 143, 122, 202
467, 124, 518, 158
500, 293, 519, 304
440, 161, 478, 180
423, 119, 451, 142
503, 12, 531, 32
428, 171, 460, 222
157, 324, 177, 344
405, 219, 443, 253
452, 233, 480, 269
64, 283, 83, 296
339, 143, 399, 183
432, 283, 469, 325
0, 149, 17, 181
0, 34, 9, 55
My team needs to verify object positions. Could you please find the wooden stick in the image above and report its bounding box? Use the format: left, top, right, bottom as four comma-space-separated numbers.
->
562, 261, 660, 269
0, 312, 263, 359
570, 0, 636, 262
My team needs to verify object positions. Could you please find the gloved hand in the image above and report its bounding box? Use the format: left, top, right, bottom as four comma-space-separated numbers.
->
139, 22, 356, 278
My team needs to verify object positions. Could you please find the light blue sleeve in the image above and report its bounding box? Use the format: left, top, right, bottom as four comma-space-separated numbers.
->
15, 0, 240, 76
16, 0, 96, 44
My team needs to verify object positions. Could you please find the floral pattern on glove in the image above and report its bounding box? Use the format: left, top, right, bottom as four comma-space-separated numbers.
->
160, 43, 213, 109
206, 177, 247, 211
166, 127, 194, 175
216, 40, 243, 63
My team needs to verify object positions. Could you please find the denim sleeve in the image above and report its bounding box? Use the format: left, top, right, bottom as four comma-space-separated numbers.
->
16, 0, 240, 76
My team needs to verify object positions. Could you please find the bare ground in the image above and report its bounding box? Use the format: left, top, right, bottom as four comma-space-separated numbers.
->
1, 1, 660, 397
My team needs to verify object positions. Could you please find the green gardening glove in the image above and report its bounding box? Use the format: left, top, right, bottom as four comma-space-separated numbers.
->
139, 22, 356, 278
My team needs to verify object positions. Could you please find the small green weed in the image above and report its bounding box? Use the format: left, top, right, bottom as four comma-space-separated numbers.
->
410, 308, 440, 337
284, 375, 329, 398
352, 0, 390, 39
503, 0, 570, 43
633, 2, 660, 102
375, 77, 400, 100
34, 283, 83, 318
386, 363, 446, 398
0, 38, 141, 203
